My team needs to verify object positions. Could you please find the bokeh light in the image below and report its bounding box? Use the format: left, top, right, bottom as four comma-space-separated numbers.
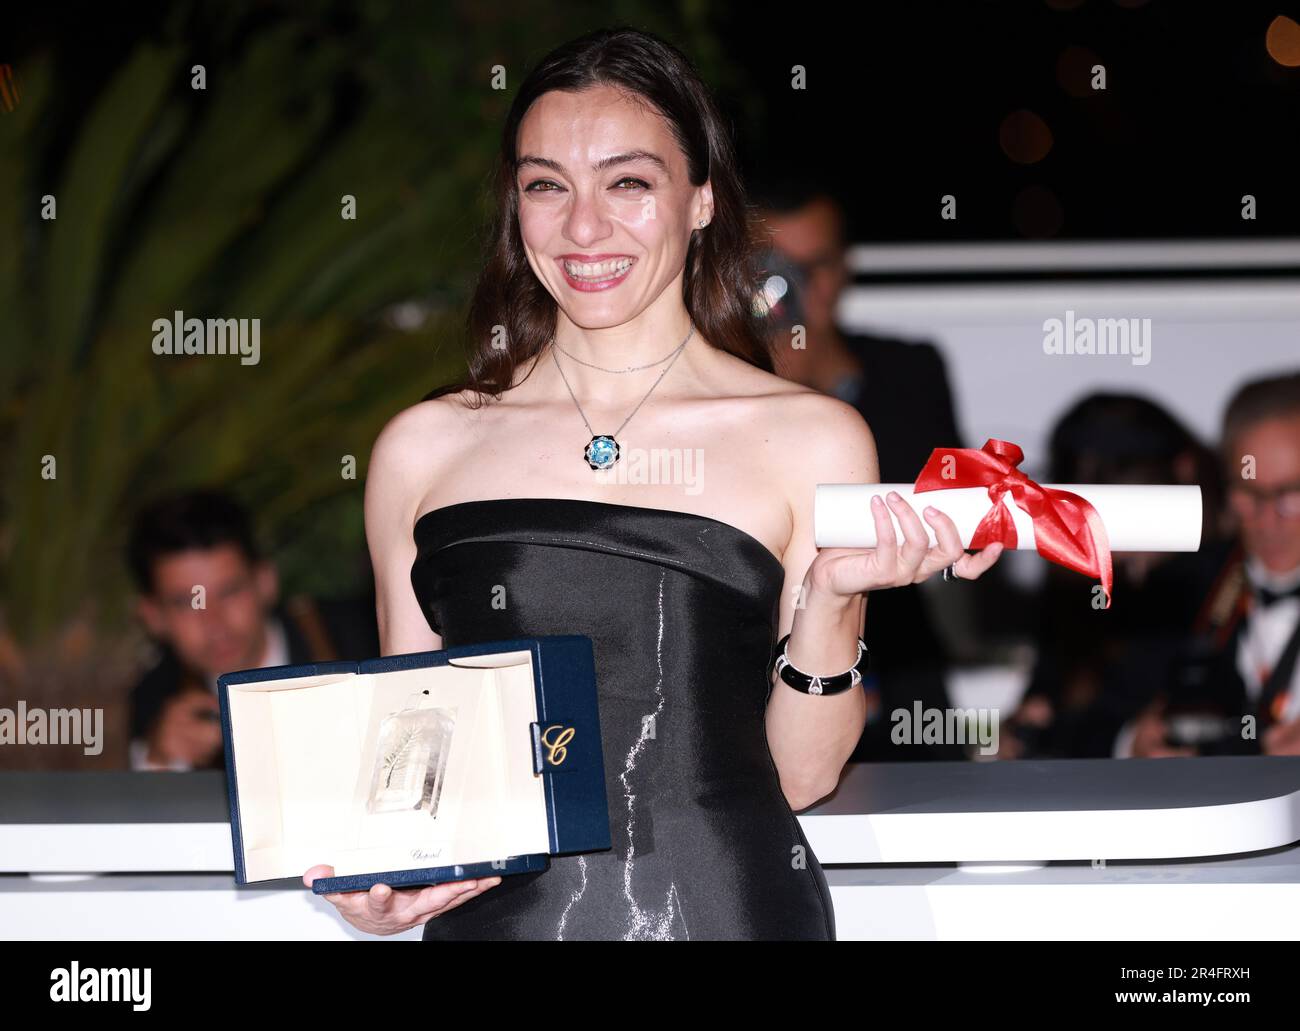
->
1266, 15, 1300, 67
1056, 46, 1104, 97
999, 109, 1054, 164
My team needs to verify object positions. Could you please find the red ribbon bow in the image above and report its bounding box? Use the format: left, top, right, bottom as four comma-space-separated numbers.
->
913, 438, 1114, 608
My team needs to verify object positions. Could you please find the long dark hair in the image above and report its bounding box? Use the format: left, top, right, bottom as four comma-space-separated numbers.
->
425, 26, 772, 405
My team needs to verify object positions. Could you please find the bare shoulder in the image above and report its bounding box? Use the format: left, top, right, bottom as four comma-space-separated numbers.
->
771, 390, 879, 483
371, 393, 474, 474
367, 391, 480, 516
716, 354, 879, 484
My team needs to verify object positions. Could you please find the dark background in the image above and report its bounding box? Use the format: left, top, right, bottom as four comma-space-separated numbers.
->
14, 1, 1300, 242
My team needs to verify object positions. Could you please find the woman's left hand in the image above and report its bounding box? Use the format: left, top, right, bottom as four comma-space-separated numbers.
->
806, 489, 1004, 599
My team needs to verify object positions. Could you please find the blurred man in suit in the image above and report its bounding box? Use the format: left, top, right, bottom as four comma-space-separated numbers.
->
748, 180, 965, 483
750, 175, 968, 760
126, 488, 378, 770
1113, 371, 1300, 757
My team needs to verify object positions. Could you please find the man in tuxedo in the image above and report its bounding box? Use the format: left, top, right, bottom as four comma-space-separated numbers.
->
751, 178, 968, 760
1114, 371, 1300, 757
126, 489, 378, 770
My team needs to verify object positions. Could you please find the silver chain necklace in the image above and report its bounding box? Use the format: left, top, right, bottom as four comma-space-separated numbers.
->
553, 338, 685, 373
551, 322, 694, 470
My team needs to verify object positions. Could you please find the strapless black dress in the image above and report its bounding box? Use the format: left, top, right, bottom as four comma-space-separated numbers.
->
409, 497, 836, 941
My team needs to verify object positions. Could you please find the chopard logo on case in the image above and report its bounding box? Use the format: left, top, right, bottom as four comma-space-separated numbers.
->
540, 724, 576, 766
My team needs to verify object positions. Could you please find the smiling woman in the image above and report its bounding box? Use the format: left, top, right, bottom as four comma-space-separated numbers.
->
309, 25, 1002, 941
521, 149, 660, 290
428, 28, 772, 404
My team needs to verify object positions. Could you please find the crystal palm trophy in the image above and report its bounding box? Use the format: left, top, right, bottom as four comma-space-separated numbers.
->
366, 693, 457, 817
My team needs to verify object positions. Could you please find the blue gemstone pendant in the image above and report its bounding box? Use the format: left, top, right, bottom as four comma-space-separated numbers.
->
585, 434, 620, 470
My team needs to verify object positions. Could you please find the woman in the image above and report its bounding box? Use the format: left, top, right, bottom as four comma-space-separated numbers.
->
303, 26, 1002, 940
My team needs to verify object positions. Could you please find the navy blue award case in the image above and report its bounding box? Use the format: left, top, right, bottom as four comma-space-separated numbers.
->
217, 635, 611, 895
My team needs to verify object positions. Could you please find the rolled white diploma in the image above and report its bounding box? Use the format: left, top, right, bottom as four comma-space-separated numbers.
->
814, 483, 1203, 551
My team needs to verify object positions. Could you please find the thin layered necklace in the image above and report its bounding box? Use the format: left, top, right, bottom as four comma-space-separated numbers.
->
551, 322, 694, 470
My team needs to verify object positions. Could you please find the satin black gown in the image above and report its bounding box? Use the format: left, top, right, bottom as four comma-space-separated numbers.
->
409, 497, 836, 941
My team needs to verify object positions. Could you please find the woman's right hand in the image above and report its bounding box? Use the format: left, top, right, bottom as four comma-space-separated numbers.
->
303, 865, 502, 935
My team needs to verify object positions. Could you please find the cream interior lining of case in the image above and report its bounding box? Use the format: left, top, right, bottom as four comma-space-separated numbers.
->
227, 650, 551, 881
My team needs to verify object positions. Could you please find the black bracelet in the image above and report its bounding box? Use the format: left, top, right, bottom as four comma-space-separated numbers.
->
768, 633, 869, 695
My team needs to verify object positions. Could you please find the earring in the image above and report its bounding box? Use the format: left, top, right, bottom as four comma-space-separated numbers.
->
698, 218, 708, 228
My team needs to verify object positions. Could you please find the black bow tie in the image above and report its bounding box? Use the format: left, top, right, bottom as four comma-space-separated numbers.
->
1255, 581, 1300, 607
